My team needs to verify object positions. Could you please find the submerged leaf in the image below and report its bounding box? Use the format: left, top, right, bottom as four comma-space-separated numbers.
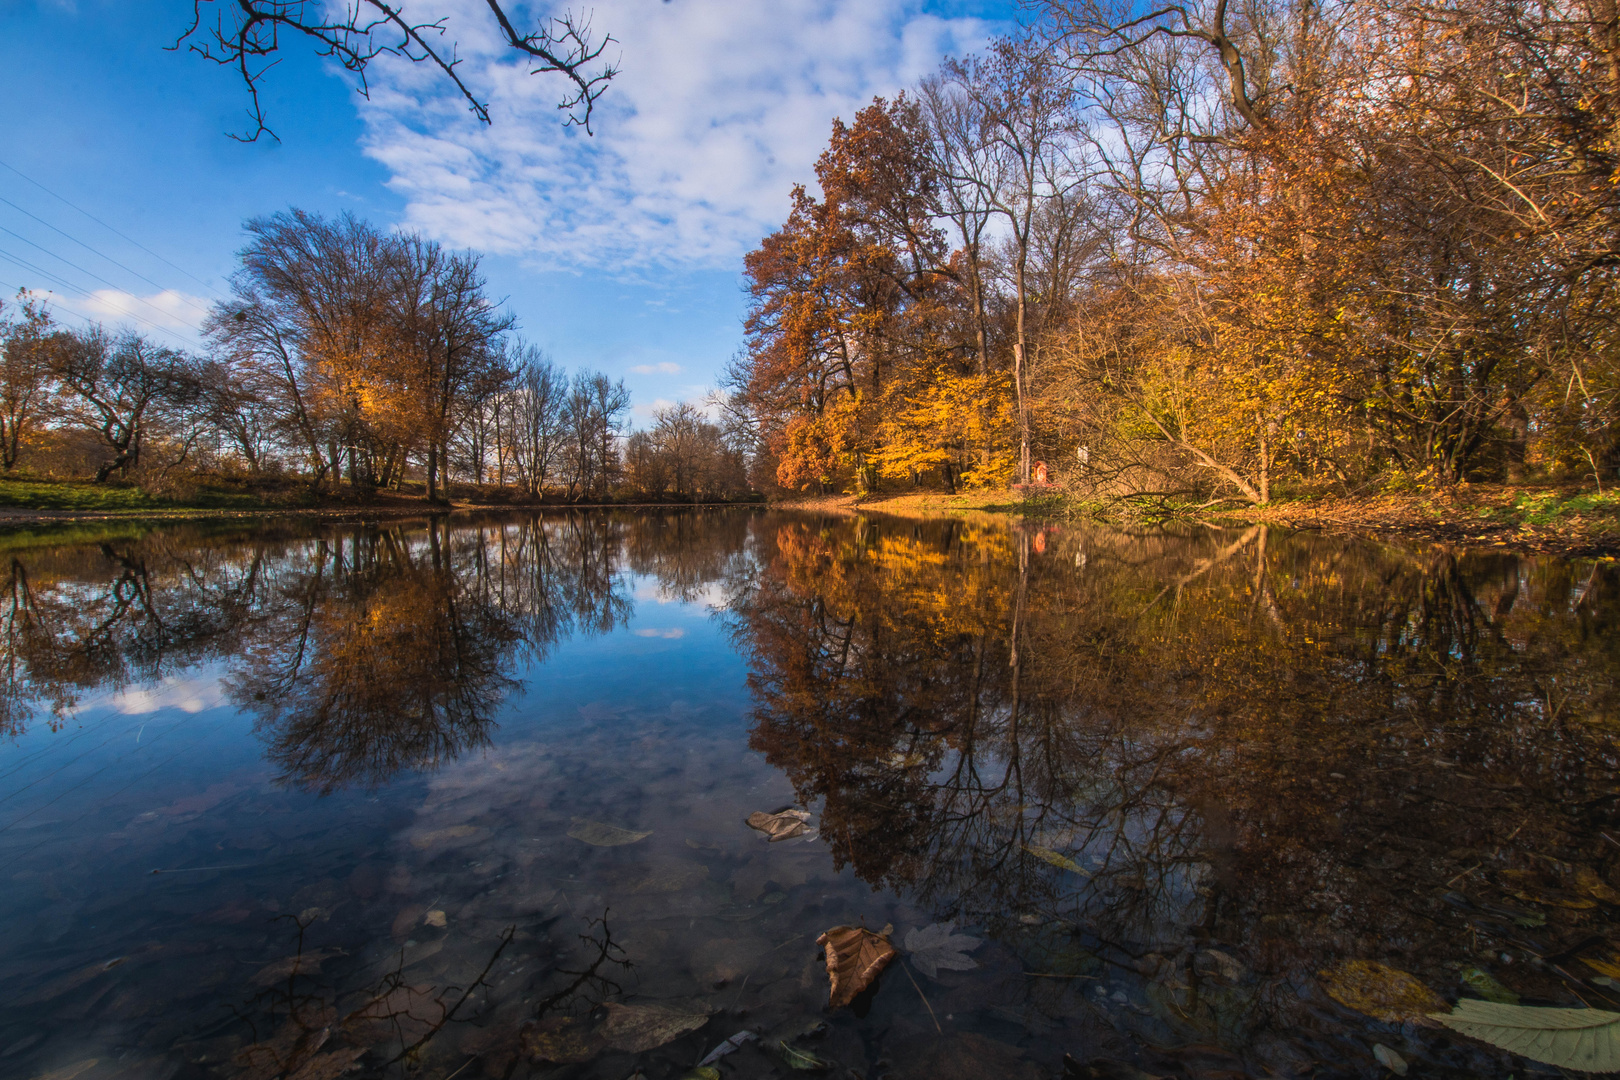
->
779, 1040, 831, 1071
1430, 999, 1620, 1072
1024, 845, 1090, 875
599, 1002, 710, 1053
698, 1030, 758, 1066
1319, 960, 1447, 1023
1460, 968, 1519, 1005
746, 808, 813, 842
904, 923, 983, 979
818, 925, 897, 1008
568, 818, 652, 847
1583, 952, 1620, 979
1371, 1043, 1407, 1076
522, 1015, 605, 1064
683, 1070, 721, 1080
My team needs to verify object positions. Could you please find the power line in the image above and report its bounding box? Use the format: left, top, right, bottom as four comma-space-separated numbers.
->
0, 225, 206, 333
0, 156, 223, 298
0, 249, 198, 347
0, 193, 214, 318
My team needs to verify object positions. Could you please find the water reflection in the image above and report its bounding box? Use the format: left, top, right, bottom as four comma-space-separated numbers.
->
728, 516, 1620, 1073
0, 511, 1616, 1079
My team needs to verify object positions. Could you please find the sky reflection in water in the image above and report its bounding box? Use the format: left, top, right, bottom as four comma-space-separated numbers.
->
0, 510, 1616, 1080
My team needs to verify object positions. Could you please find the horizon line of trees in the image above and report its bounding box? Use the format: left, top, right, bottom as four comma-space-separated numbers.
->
728, 0, 1620, 504
0, 211, 751, 503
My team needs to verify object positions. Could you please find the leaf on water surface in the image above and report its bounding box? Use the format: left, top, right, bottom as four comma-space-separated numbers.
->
1460, 967, 1519, 1004
522, 1015, 606, 1064
33, 1062, 98, 1080
568, 818, 652, 847
1371, 1043, 1407, 1075
697, 1029, 758, 1066
903, 923, 982, 979
422, 909, 447, 928
818, 925, 897, 1008
746, 808, 813, 842
599, 1002, 711, 1053
1319, 960, 1447, 1023
1430, 999, 1620, 1072
779, 1040, 831, 1071
1024, 845, 1090, 875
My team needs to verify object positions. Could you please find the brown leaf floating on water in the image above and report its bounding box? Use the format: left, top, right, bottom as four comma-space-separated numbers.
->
746, 808, 814, 842
1319, 959, 1447, 1023
817, 925, 896, 1008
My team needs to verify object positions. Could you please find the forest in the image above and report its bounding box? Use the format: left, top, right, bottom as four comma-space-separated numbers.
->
0, 212, 749, 504
731, 0, 1620, 504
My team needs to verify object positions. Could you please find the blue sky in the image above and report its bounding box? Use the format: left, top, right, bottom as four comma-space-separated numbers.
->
0, 0, 1017, 423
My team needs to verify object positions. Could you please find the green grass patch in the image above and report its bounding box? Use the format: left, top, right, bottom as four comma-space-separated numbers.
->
0, 477, 265, 513
1507, 490, 1620, 527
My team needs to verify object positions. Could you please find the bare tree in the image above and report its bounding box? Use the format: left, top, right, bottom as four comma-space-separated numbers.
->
47, 328, 201, 482
175, 0, 618, 142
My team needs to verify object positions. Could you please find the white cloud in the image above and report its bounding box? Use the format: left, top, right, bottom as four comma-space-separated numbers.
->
631, 362, 682, 375
633, 627, 686, 639
360, 0, 995, 271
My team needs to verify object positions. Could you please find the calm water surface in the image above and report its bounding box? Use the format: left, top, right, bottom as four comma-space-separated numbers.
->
2, 511, 1617, 1080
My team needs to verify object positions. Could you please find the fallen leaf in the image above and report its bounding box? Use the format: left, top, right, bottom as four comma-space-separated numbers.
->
1371, 1043, 1407, 1076
568, 818, 652, 847
683, 1070, 721, 1080
522, 1015, 605, 1064
779, 1040, 831, 1071
1577, 868, 1620, 903
599, 1002, 710, 1052
698, 1030, 758, 1066
1430, 999, 1620, 1072
1461, 967, 1519, 1004
746, 808, 813, 842
818, 925, 897, 1008
1024, 845, 1090, 875
1319, 960, 1447, 1023
1584, 953, 1620, 979
422, 910, 447, 928
903, 923, 982, 979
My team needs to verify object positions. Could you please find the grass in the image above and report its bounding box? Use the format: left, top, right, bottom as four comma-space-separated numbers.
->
0, 477, 266, 513
1500, 489, 1620, 527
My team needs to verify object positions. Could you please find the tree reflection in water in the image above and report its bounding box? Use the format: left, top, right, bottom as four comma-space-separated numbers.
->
2, 510, 1618, 1076
728, 515, 1620, 1068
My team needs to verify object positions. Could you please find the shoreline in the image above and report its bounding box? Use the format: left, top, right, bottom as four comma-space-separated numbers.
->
770, 485, 1620, 558
3, 485, 1615, 558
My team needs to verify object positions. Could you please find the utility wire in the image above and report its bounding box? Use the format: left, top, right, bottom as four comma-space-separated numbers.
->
0, 249, 198, 347
0, 156, 223, 298
0, 224, 206, 333
0, 193, 214, 318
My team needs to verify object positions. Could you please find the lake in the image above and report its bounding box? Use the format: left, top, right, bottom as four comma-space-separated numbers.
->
1, 510, 1616, 1080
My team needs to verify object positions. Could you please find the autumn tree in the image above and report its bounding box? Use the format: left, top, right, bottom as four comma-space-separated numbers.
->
0, 292, 54, 472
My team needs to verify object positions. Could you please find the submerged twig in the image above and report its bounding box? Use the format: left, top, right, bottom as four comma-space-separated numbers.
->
900, 958, 942, 1034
